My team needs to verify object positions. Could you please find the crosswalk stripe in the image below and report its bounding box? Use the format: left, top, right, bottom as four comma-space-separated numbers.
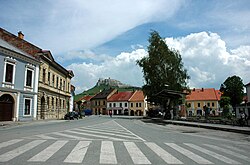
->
73, 128, 140, 140
0, 140, 46, 162
145, 142, 183, 164
35, 134, 57, 139
65, 130, 127, 141
184, 143, 241, 164
64, 141, 91, 163
124, 141, 151, 164
82, 127, 133, 135
165, 143, 213, 164
0, 139, 23, 149
222, 145, 247, 153
28, 140, 68, 162
52, 132, 89, 140
204, 144, 250, 162
100, 141, 117, 164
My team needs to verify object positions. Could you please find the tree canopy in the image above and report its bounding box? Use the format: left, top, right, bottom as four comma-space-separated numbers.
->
137, 31, 189, 104
220, 75, 244, 108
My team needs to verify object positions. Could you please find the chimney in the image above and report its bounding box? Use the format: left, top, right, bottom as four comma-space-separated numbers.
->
18, 31, 24, 39
201, 88, 204, 92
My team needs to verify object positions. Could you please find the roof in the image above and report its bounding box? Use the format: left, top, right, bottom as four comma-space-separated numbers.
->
80, 95, 94, 102
186, 88, 221, 101
129, 90, 145, 102
91, 88, 116, 100
245, 82, 250, 87
107, 91, 134, 102
0, 38, 39, 63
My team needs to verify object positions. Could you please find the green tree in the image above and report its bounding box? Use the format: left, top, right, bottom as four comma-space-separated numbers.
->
137, 31, 189, 115
219, 96, 231, 116
220, 75, 244, 111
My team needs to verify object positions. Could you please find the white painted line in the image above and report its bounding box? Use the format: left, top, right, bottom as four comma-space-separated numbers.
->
65, 130, 126, 141
114, 120, 145, 141
124, 142, 151, 164
100, 141, 117, 164
35, 134, 57, 139
78, 127, 134, 136
222, 145, 247, 153
145, 142, 183, 164
185, 143, 241, 164
204, 144, 250, 162
0, 139, 23, 149
52, 132, 89, 140
28, 140, 68, 162
64, 141, 91, 163
165, 143, 213, 164
0, 140, 46, 162
73, 128, 139, 140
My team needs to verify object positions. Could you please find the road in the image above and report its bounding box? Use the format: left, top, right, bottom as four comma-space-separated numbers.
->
0, 116, 250, 165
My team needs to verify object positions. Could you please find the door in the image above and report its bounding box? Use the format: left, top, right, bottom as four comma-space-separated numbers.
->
0, 94, 14, 121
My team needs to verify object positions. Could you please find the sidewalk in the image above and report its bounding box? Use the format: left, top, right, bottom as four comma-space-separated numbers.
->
143, 118, 250, 135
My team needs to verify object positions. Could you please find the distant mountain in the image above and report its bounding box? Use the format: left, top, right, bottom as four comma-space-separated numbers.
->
74, 78, 141, 101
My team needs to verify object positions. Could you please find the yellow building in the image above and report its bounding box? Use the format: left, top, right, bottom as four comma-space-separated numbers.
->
186, 88, 221, 116
129, 90, 147, 116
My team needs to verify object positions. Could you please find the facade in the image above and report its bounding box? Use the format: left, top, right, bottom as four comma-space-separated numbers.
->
129, 90, 147, 116
69, 84, 75, 112
37, 51, 74, 119
186, 88, 221, 116
0, 28, 74, 120
0, 39, 40, 121
79, 95, 94, 111
107, 91, 134, 115
90, 88, 117, 115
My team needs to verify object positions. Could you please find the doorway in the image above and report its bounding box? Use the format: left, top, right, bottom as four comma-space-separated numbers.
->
0, 94, 14, 121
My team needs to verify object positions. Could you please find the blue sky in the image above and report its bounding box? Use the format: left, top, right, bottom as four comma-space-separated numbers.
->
1, 0, 250, 93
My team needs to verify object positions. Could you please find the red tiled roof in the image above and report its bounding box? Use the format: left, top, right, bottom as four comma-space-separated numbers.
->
107, 91, 134, 102
186, 88, 221, 101
129, 90, 145, 102
80, 95, 94, 101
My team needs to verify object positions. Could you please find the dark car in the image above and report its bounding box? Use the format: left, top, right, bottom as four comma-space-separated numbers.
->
64, 111, 79, 120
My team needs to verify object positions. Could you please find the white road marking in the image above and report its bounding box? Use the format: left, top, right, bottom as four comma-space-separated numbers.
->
28, 140, 68, 162
0, 139, 23, 149
52, 132, 89, 140
185, 143, 241, 164
64, 141, 91, 163
65, 130, 127, 141
35, 134, 57, 139
114, 120, 145, 141
145, 142, 183, 164
124, 141, 151, 164
204, 144, 250, 162
100, 141, 117, 164
73, 128, 140, 140
165, 143, 213, 164
0, 140, 46, 162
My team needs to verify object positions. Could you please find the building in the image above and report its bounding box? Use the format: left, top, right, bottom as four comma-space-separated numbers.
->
0, 28, 74, 120
129, 90, 147, 116
0, 38, 40, 121
236, 82, 250, 119
186, 88, 221, 116
90, 88, 117, 115
107, 91, 134, 115
77, 95, 94, 112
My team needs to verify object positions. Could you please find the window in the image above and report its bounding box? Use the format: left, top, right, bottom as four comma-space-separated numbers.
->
125, 103, 127, 107
198, 103, 201, 107
24, 98, 32, 116
60, 79, 62, 90
113, 103, 116, 107
212, 102, 215, 107
52, 74, 55, 87
56, 77, 59, 88
47, 97, 50, 109
136, 103, 139, 107
109, 103, 112, 107
207, 102, 210, 107
42, 68, 46, 83
48, 72, 50, 85
52, 97, 54, 110
103, 101, 106, 105
63, 80, 65, 91
120, 103, 122, 107
139, 103, 142, 107
131, 103, 133, 107
5, 63, 14, 83
25, 69, 33, 87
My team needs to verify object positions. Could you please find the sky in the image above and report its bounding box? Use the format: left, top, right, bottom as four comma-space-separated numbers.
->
1, 0, 250, 94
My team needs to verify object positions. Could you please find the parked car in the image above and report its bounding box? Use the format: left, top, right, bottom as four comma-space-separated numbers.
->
64, 111, 79, 120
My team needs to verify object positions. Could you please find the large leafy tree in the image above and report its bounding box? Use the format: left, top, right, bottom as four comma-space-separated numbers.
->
220, 75, 244, 110
137, 31, 189, 109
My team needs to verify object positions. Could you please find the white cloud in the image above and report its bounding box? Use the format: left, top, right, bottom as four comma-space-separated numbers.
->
1, 0, 183, 55
165, 32, 250, 88
67, 49, 147, 93
68, 31, 250, 94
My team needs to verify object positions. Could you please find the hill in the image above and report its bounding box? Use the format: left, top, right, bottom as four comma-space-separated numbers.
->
74, 78, 141, 101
